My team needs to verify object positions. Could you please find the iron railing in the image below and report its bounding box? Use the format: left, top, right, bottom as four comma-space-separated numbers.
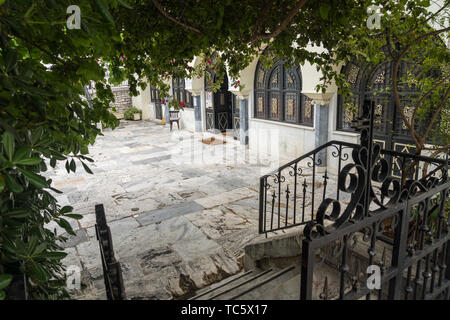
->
259, 140, 362, 234
95, 204, 126, 300
259, 100, 449, 300
259, 143, 447, 236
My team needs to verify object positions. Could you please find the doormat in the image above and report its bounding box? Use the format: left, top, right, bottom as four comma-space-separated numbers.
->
201, 137, 227, 145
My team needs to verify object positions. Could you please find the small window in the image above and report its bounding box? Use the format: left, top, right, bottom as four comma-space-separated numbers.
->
172, 78, 193, 108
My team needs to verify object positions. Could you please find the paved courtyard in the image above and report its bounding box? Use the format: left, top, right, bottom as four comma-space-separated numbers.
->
45, 120, 289, 299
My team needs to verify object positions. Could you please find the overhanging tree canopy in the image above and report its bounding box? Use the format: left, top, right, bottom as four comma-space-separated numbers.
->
0, 0, 448, 299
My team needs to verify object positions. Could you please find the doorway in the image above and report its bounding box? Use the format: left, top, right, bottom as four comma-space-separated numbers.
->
205, 72, 232, 133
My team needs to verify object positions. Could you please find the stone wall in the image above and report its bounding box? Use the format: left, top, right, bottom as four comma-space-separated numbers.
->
111, 86, 132, 116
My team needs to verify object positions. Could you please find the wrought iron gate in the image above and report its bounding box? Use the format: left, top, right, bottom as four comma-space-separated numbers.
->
259, 100, 449, 300
232, 94, 240, 140
95, 204, 126, 300
204, 71, 232, 132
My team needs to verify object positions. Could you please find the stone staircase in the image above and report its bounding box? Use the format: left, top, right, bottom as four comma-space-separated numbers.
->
188, 231, 357, 300
189, 265, 300, 300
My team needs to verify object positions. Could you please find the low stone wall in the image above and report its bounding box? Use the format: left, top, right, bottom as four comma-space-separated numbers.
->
244, 232, 303, 270
111, 86, 132, 117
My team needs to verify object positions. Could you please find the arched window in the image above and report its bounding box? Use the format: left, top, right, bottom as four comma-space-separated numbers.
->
337, 60, 423, 151
254, 53, 313, 126
337, 61, 369, 130
172, 78, 193, 108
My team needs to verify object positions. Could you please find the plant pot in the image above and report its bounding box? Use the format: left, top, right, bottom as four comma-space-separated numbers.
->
133, 113, 141, 120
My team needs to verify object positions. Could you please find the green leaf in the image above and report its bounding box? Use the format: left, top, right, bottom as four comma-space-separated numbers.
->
14, 157, 42, 166
0, 274, 12, 290
50, 187, 63, 194
0, 0, 6, 7
117, 0, 133, 9
30, 128, 43, 146
60, 206, 73, 214
81, 161, 93, 174
0, 290, 5, 300
57, 218, 75, 236
95, 0, 115, 25
319, 4, 331, 20
4, 208, 29, 218
2, 131, 15, 161
50, 151, 66, 161
4, 173, 23, 193
16, 167, 49, 188
80, 144, 89, 155
81, 156, 94, 163
70, 159, 76, 172
4, 50, 18, 72
13, 147, 30, 162
33, 243, 47, 256
39, 251, 67, 260
30, 261, 50, 282
65, 214, 83, 220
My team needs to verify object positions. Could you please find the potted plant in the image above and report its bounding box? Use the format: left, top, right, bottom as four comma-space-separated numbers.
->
124, 106, 142, 120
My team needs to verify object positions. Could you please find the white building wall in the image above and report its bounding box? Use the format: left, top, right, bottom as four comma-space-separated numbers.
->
148, 101, 157, 120
240, 45, 360, 174
249, 118, 316, 164
132, 85, 152, 120
179, 108, 195, 132
135, 47, 362, 175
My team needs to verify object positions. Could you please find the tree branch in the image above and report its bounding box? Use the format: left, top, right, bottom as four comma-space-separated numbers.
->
424, 1, 450, 25
151, 0, 202, 34
411, 74, 450, 130
398, 27, 450, 59
11, 32, 65, 64
423, 144, 450, 152
248, 0, 308, 44
385, 29, 395, 59
253, 1, 274, 36
391, 26, 450, 148
421, 144, 449, 177
392, 58, 421, 147
421, 85, 450, 143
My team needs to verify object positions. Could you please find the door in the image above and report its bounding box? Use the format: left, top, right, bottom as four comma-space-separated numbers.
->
232, 94, 240, 140
151, 86, 163, 120
205, 90, 214, 131
365, 63, 416, 147
214, 77, 232, 132
204, 72, 232, 132
365, 62, 417, 179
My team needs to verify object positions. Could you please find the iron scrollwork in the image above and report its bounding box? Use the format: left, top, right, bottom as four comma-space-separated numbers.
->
304, 100, 448, 241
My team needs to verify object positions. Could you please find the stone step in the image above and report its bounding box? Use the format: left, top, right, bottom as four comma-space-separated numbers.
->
190, 265, 299, 300
190, 268, 273, 300
188, 269, 258, 300
231, 265, 299, 300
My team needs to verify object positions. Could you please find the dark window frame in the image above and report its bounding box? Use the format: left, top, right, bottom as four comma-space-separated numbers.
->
172, 78, 193, 108
254, 57, 313, 127
149, 84, 160, 103
336, 60, 422, 136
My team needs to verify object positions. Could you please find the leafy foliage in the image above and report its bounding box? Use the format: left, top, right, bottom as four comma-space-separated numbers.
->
110, 0, 373, 97
111, 0, 448, 160
0, 0, 447, 300
0, 0, 122, 299
322, 0, 449, 157
124, 106, 142, 120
